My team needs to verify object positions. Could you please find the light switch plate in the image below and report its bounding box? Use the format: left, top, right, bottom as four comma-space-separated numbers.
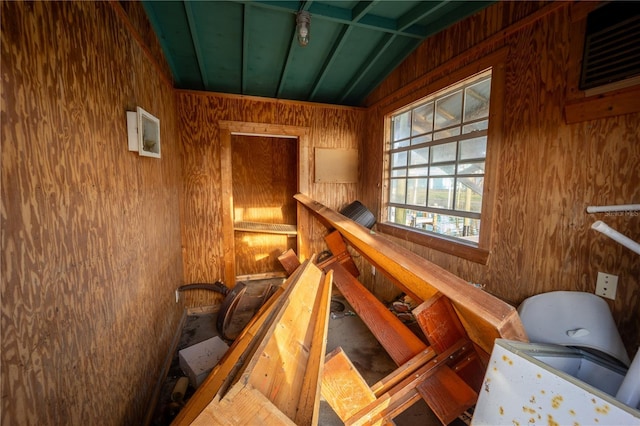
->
595, 272, 618, 300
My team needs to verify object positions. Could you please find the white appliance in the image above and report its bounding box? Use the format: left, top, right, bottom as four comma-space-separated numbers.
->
473, 339, 640, 425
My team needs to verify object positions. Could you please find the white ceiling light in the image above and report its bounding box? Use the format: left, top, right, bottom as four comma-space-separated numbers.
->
296, 11, 310, 47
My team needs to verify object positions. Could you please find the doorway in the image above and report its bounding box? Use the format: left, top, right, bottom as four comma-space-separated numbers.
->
219, 121, 310, 286
231, 134, 297, 276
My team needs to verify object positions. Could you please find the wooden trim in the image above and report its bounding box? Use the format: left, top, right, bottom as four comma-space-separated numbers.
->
369, 1, 569, 109
108, 1, 173, 88
564, 86, 640, 124
176, 89, 366, 111
380, 48, 507, 116
376, 223, 490, 265
218, 121, 311, 283
219, 127, 236, 286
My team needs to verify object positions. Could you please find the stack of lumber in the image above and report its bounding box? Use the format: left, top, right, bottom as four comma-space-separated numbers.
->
294, 193, 528, 425
171, 259, 332, 425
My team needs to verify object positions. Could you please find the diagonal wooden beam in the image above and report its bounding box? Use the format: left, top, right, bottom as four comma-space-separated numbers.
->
295, 193, 528, 355
241, 3, 251, 94
397, 0, 452, 31
183, 0, 210, 90
338, 33, 396, 104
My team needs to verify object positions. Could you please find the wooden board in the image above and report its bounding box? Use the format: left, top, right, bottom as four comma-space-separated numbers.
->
322, 347, 377, 422
314, 147, 358, 183
296, 194, 528, 355
416, 366, 477, 425
327, 263, 428, 366
413, 293, 467, 354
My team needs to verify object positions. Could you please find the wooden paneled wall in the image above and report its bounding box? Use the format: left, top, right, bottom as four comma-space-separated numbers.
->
361, 2, 640, 353
1, 2, 183, 425
178, 92, 365, 307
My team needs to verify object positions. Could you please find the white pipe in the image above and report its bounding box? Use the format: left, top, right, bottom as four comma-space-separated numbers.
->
586, 204, 640, 213
591, 221, 640, 256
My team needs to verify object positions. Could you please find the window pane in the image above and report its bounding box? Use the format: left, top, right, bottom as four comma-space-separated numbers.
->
457, 162, 485, 175
427, 177, 454, 209
393, 111, 411, 141
391, 151, 407, 168
392, 139, 410, 149
459, 136, 486, 160
455, 177, 484, 213
434, 128, 461, 140
391, 169, 406, 177
432, 213, 480, 242
431, 142, 457, 163
389, 179, 406, 203
411, 134, 432, 145
407, 178, 427, 206
409, 147, 429, 165
463, 120, 488, 134
412, 102, 434, 135
430, 164, 455, 176
408, 166, 429, 177
464, 78, 491, 121
434, 90, 462, 130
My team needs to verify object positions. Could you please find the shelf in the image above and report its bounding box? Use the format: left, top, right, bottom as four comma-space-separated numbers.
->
234, 221, 297, 236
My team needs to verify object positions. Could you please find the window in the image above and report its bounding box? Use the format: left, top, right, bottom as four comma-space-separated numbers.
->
380, 65, 502, 264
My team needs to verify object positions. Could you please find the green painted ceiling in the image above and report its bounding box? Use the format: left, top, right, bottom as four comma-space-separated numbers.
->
142, 1, 494, 106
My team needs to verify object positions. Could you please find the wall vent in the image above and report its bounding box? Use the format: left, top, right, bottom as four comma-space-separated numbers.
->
579, 2, 640, 91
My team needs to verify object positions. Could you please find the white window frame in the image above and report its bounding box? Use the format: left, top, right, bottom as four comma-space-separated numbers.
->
378, 53, 506, 265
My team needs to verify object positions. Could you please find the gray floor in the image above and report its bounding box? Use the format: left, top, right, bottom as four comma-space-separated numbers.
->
151, 287, 463, 425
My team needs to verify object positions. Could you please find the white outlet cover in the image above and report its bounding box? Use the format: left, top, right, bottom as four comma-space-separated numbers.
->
595, 272, 618, 300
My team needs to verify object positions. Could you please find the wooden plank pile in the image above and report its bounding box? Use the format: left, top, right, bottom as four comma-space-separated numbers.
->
173, 194, 527, 425
294, 194, 528, 425
172, 259, 332, 425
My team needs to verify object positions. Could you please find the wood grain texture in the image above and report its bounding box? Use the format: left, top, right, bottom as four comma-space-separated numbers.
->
359, 1, 640, 355
178, 92, 365, 306
1, 2, 183, 425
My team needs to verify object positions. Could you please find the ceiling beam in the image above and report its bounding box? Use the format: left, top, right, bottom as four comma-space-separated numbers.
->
183, 0, 209, 90
308, 1, 378, 101
241, 4, 251, 93
308, 25, 353, 101
397, 0, 452, 31
338, 33, 396, 104
276, 29, 299, 97
231, 0, 427, 39
421, 1, 495, 38
141, 1, 182, 86
352, 1, 378, 22
350, 38, 424, 105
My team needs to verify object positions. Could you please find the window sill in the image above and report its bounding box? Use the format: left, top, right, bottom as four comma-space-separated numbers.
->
376, 222, 489, 265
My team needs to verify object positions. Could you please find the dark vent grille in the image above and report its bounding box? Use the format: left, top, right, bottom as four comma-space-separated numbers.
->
580, 2, 640, 91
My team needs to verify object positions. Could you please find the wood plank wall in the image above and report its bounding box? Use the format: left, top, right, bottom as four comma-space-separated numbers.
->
1, 2, 183, 425
232, 135, 297, 275
361, 2, 640, 353
178, 92, 364, 307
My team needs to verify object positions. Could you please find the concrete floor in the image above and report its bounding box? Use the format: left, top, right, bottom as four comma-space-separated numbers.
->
151, 287, 467, 425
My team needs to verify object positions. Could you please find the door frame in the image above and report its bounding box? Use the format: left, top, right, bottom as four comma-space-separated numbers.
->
219, 121, 310, 286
